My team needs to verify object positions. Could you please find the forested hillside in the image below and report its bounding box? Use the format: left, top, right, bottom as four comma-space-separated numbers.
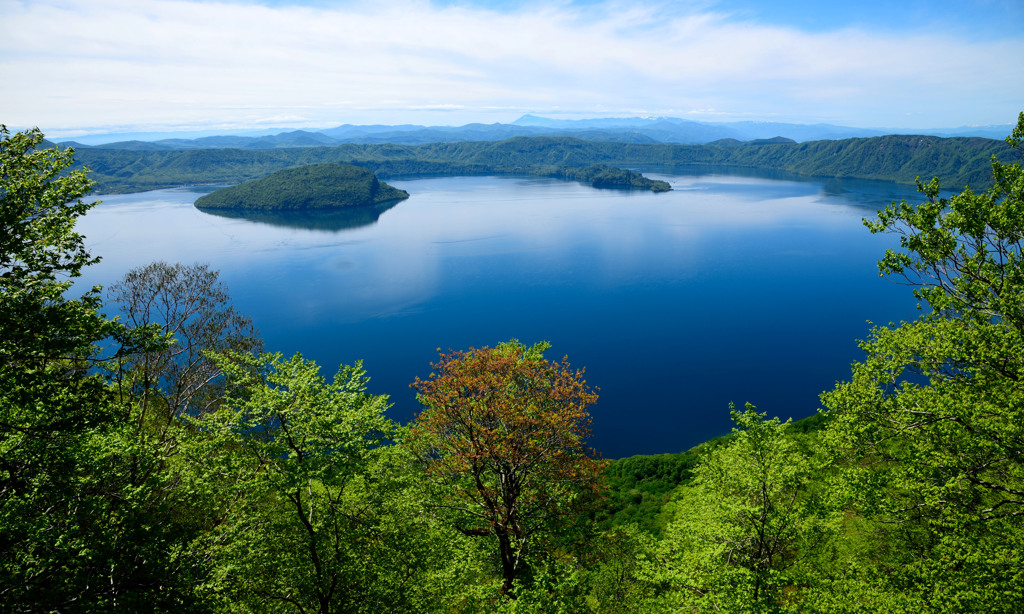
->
193, 163, 409, 211
4, 115, 1024, 612
72, 133, 1016, 194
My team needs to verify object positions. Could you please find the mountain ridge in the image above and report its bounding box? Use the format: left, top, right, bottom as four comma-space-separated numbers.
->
70, 132, 1019, 195
55, 115, 1017, 149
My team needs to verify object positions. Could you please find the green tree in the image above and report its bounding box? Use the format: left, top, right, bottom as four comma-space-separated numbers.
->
83, 262, 264, 610
0, 126, 120, 608
583, 525, 657, 614
407, 340, 606, 597
821, 112, 1024, 611
184, 351, 448, 612
648, 405, 835, 613
1, 128, 229, 610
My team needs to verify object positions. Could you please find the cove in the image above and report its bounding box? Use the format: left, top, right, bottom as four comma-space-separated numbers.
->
76, 171, 925, 458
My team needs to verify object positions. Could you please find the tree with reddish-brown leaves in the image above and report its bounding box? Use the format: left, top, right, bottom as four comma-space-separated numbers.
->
408, 340, 606, 597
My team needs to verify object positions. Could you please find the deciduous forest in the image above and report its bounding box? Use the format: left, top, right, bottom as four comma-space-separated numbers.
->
3, 115, 1023, 612
69, 133, 1013, 195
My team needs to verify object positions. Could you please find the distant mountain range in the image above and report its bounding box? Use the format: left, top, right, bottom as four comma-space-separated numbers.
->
56, 115, 1016, 150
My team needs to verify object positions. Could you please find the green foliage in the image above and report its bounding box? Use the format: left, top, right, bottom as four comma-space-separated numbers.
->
63, 263, 267, 610
184, 351, 435, 612
194, 162, 408, 211
582, 525, 657, 613
820, 112, 1024, 611
718, 135, 1007, 187
0, 125, 122, 608
601, 452, 700, 535
74, 133, 1014, 194
647, 405, 837, 613
1, 127, 246, 611
6, 114, 1024, 612
599, 414, 829, 538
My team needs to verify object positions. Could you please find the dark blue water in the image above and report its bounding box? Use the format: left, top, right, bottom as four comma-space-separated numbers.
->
77, 172, 924, 458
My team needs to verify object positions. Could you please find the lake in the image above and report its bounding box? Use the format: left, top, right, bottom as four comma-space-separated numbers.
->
76, 170, 924, 458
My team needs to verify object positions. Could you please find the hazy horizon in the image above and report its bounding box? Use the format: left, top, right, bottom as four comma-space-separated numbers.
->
3, 0, 1022, 140
41, 112, 1020, 147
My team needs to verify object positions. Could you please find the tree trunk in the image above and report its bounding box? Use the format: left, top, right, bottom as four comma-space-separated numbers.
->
497, 530, 517, 597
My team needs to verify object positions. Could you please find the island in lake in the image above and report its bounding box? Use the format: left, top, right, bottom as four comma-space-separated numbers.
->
194, 163, 409, 211
539, 164, 672, 192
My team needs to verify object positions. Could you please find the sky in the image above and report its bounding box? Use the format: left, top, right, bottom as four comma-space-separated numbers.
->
1, 0, 1023, 138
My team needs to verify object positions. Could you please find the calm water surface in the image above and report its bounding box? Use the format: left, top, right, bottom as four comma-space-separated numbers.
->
77, 172, 924, 458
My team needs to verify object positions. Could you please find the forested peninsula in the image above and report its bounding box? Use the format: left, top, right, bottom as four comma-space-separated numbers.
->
71, 133, 1016, 194
194, 163, 408, 211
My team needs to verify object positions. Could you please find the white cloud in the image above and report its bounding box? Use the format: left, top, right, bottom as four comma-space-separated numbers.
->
1, 0, 1021, 134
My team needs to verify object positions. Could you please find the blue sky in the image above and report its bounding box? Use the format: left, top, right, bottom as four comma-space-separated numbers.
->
1, 0, 1022, 137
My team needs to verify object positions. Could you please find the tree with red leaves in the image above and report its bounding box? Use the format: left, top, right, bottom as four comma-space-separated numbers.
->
408, 340, 606, 597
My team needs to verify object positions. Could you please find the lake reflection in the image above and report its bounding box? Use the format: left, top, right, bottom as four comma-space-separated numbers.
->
201, 199, 402, 232
77, 173, 925, 458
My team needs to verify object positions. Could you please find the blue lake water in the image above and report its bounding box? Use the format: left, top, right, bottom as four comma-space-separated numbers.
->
76, 171, 925, 458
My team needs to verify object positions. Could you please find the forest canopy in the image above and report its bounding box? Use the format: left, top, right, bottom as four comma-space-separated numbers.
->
71, 132, 1016, 194
193, 163, 409, 211
3, 114, 1024, 612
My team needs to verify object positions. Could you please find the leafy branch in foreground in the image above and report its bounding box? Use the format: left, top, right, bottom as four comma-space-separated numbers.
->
185, 351, 422, 613
821, 112, 1024, 612
0, 126, 119, 608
